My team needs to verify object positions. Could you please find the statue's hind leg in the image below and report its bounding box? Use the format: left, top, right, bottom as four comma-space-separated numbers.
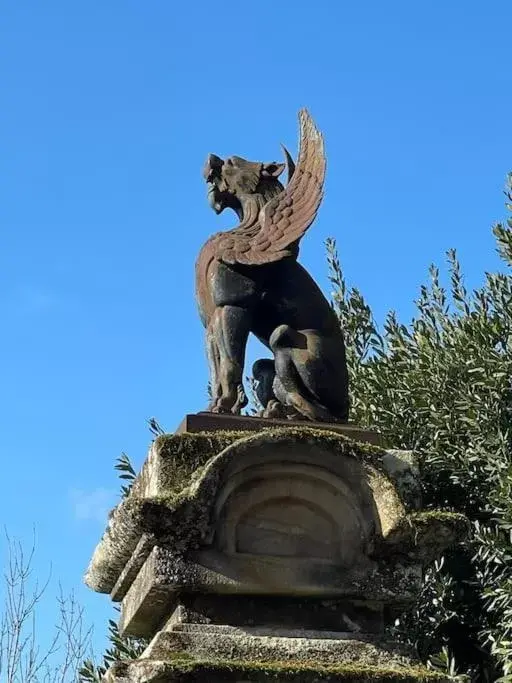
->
210, 305, 251, 414
270, 325, 348, 422
253, 358, 303, 420
253, 359, 286, 418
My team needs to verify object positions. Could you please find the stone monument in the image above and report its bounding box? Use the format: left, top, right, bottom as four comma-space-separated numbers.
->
85, 111, 469, 681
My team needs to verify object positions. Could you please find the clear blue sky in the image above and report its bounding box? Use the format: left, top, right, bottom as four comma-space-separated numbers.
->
1, 0, 511, 659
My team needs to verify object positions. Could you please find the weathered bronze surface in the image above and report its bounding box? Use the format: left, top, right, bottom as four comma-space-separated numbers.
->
196, 109, 349, 422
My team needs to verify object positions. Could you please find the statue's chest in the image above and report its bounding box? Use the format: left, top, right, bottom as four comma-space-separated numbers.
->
209, 260, 261, 308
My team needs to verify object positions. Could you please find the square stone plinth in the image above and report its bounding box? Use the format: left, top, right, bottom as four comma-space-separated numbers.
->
176, 412, 384, 446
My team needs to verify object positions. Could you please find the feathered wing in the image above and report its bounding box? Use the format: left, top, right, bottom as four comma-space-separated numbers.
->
218, 109, 326, 266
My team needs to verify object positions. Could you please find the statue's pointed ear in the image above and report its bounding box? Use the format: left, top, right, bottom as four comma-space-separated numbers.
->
262, 161, 286, 178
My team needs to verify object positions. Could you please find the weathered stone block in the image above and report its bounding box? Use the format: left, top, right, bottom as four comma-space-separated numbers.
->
143, 625, 415, 668
165, 594, 386, 633
117, 544, 424, 638
103, 657, 452, 682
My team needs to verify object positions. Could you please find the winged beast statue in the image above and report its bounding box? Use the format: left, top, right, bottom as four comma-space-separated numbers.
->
196, 109, 349, 422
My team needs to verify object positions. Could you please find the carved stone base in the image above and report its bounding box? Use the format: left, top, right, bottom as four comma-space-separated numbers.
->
85, 423, 467, 683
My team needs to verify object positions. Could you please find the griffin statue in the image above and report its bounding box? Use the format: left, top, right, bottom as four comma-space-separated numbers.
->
196, 109, 349, 422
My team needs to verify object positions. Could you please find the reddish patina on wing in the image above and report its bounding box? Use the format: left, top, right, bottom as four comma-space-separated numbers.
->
217, 109, 326, 266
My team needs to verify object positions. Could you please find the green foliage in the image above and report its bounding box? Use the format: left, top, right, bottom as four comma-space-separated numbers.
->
114, 417, 167, 500
78, 615, 146, 682
326, 173, 512, 681
147, 416, 166, 439
114, 452, 136, 498
427, 646, 470, 681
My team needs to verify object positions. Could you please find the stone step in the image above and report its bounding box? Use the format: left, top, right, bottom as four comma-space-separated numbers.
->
143, 626, 415, 669
171, 622, 364, 640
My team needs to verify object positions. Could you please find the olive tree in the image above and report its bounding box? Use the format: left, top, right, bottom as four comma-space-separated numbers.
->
326, 173, 512, 681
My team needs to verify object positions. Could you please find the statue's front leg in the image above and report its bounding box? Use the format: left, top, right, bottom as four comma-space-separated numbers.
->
206, 319, 222, 410
210, 304, 251, 414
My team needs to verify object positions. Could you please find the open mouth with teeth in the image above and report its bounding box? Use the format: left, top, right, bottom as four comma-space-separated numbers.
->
206, 181, 242, 216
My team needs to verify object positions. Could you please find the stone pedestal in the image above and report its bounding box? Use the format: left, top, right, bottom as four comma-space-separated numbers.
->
85, 415, 468, 682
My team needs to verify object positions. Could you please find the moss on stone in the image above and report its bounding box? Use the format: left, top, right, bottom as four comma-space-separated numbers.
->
408, 511, 468, 526
122, 653, 449, 682
153, 427, 395, 501
153, 431, 246, 494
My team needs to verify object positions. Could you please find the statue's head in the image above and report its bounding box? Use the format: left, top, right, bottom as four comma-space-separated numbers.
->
203, 153, 290, 217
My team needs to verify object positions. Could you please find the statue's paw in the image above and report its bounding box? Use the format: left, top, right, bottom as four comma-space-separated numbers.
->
211, 401, 231, 414
209, 385, 248, 415
262, 399, 286, 419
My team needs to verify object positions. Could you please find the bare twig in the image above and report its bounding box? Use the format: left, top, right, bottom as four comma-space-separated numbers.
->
0, 532, 93, 683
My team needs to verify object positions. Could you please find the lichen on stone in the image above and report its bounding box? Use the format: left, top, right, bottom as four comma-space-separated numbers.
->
374, 511, 470, 563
